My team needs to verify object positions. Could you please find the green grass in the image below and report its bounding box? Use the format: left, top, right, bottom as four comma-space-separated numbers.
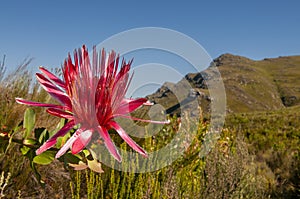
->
225, 106, 300, 198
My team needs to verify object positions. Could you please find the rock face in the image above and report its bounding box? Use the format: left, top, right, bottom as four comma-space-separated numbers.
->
184, 73, 207, 89
146, 54, 300, 115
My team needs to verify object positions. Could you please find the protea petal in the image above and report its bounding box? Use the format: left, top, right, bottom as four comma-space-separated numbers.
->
97, 125, 121, 162
71, 130, 93, 154
115, 98, 148, 115
109, 121, 147, 157
36, 120, 75, 155
46, 108, 73, 119
39, 66, 66, 89
36, 73, 64, 93
36, 73, 71, 106
55, 128, 83, 158
111, 70, 130, 107
16, 98, 63, 108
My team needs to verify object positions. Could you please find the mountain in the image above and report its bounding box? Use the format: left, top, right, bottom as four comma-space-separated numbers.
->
146, 53, 300, 115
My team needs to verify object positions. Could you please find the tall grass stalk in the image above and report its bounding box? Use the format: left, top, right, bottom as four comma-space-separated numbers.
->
0, 171, 11, 198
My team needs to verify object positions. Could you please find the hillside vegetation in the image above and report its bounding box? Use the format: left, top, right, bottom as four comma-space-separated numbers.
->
217, 54, 300, 112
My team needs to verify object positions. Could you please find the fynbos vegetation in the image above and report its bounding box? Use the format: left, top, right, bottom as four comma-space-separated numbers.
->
0, 54, 299, 198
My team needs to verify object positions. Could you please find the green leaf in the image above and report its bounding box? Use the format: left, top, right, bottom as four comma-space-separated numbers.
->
23, 108, 36, 138
56, 132, 71, 148
20, 146, 30, 155
82, 149, 91, 157
34, 128, 47, 141
61, 152, 82, 164
23, 138, 36, 146
33, 151, 55, 165
57, 118, 66, 129
36, 128, 49, 144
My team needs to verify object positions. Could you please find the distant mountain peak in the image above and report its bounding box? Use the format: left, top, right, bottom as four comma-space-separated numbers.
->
214, 53, 253, 67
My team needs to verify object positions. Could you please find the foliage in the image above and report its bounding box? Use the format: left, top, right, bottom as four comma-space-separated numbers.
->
68, 118, 272, 199
225, 107, 300, 198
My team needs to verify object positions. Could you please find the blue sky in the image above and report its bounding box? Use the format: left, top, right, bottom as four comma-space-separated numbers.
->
1, 0, 300, 77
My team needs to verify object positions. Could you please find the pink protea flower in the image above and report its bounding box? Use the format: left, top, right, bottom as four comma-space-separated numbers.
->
16, 45, 168, 162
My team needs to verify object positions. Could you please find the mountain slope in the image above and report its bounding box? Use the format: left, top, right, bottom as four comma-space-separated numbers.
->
147, 54, 300, 114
